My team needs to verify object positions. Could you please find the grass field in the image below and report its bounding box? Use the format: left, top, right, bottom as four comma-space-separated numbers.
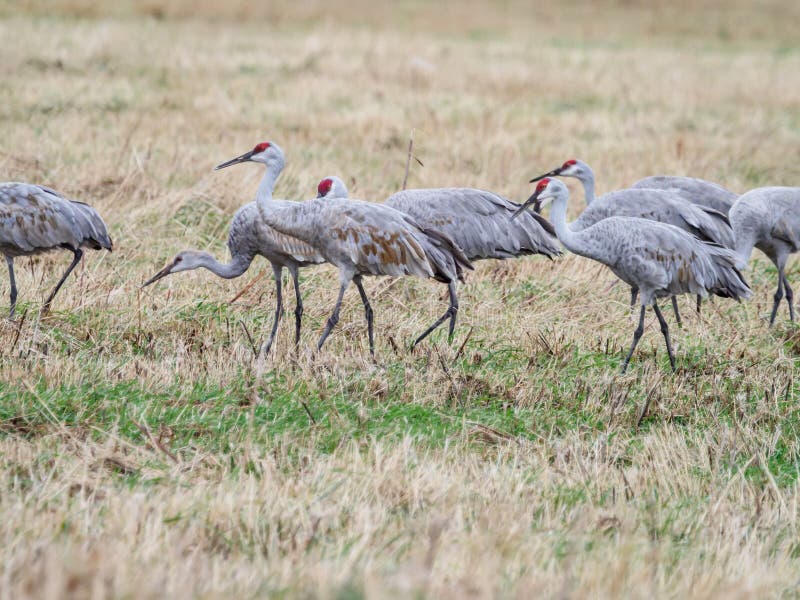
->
1, 1, 800, 597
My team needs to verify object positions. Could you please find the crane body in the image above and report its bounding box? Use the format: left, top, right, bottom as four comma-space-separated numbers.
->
730, 186, 800, 325
0, 182, 112, 317
215, 147, 472, 356
143, 201, 325, 354
514, 178, 751, 372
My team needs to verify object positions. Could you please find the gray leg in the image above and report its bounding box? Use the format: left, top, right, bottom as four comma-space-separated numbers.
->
317, 280, 350, 351
652, 302, 677, 372
353, 276, 375, 358
696, 295, 702, 315
630, 287, 638, 309
6, 256, 17, 319
783, 273, 795, 322
671, 296, 682, 327
412, 281, 459, 347
260, 265, 284, 356
289, 266, 303, 347
41, 248, 83, 315
621, 305, 646, 374
769, 271, 784, 327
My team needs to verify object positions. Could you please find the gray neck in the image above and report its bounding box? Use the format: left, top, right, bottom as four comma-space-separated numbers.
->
579, 169, 596, 205
549, 195, 582, 253
733, 232, 757, 269
197, 252, 252, 279
256, 161, 282, 206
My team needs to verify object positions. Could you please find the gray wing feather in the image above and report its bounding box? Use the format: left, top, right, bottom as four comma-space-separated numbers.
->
0, 182, 83, 253
582, 218, 750, 302
573, 189, 736, 249
261, 199, 437, 279
68, 200, 113, 250
385, 188, 561, 260
631, 176, 737, 215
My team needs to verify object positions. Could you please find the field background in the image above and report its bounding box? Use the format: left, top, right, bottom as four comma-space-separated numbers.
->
1, 1, 800, 598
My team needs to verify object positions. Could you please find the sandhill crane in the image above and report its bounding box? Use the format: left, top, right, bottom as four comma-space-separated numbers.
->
513, 178, 751, 372
631, 175, 738, 215
316, 176, 561, 333
316, 177, 562, 259
530, 159, 736, 321
1, 182, 112, 317
215, 146, 473, 356
729, 186, 800, 326
142, 201, 325, 355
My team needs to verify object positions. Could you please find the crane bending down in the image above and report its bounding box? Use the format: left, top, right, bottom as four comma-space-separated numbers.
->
513, 178, 751, 372
142, 200, 325, 355
729, 186, 800, 326
214, 143, 472, 356
631, 175, 738, 215
316, 176, 561, 336
530, 159, 736, 322
0, 182, 112, 317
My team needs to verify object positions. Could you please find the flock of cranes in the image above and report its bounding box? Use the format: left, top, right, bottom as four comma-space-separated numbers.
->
2, 140, 799, 372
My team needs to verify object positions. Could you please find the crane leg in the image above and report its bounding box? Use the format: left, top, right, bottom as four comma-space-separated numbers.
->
317, 280, 350, 352
41, 248, 82, 316
412, 281, 458, 348
630, 287, 638, 309
6, 256, 17, 319
670, 296, 682, 327
354, 276, 375, 358
653, 302, 677, 372
621, 305, 646, 374
768, 272, 784, 327
696, 295, 702, 315
446, 281, 459, 341
260, 265, 284, 356
783, 272, 795, 322
289, 266, 303, 348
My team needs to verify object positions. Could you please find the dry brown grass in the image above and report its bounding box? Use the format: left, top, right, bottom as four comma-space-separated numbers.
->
1, 1, 799, 598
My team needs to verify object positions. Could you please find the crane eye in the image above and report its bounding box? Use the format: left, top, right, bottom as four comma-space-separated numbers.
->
175, 256, 183, 263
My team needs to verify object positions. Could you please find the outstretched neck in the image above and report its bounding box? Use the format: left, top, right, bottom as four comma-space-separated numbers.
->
198, 252, 252, 279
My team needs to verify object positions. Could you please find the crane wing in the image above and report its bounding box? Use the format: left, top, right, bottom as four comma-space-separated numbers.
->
386, 188, 561, 260
0, 183, 83, 253
322, 200, 434, 278
631, 176, 737, 215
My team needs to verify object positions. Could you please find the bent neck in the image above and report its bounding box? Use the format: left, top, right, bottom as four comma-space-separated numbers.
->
196, 252, 252, 279
733, 232, 757, 269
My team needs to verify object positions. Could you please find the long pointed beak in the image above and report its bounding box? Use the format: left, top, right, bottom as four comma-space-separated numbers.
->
142, 262, 175, 288
511, 189, 542, 221
214, 150, 254, 170
529, 167, 562, 183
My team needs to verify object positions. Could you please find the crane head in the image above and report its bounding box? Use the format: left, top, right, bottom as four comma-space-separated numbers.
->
317, 178, 333, 198
529, 158, 583, 182
316, 176, 349, 199
142, 251, 204, 287
510, 178, 564, 220
214, 141, 282, 170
